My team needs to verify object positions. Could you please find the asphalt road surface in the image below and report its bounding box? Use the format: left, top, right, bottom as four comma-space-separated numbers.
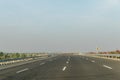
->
1, 55, 120, 80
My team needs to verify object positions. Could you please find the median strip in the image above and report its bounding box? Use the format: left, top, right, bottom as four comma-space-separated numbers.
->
16, 68, 29, 74
103, 65, 112, 69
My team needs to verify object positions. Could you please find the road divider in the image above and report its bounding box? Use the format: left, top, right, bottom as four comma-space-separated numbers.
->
0, 58, 33, 66
85, 54, 120, 61
0, 56, 51, 71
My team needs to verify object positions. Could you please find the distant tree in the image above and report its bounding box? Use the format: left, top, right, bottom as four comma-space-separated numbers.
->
21, 54, 26, 58
0, 52, 4, 59
0, 52, 4, 56
110, 51, 116, 54
11, 53, 17, 58
16, 53, 20, 58
4, 53, 10, 59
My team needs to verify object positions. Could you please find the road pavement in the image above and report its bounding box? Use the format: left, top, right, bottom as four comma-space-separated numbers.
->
1, 55, 120, 80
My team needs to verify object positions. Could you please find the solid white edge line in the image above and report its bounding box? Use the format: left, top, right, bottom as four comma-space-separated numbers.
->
103, 65, 112, 69
62, 66, 67, 71
16, 68, 29, 74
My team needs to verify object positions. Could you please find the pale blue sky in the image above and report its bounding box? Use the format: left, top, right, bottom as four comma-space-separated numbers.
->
0, 0, 120, 52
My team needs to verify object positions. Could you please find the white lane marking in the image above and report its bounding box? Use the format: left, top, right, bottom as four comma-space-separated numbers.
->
68, 58, 70, 61
62, 66, 67, 71
16, 68, 29, 74
91, 60, 95, 63
103, 65, 112, 69
40, 62, 45, 65
68, 57, 70, 61
66, 61, 69, 64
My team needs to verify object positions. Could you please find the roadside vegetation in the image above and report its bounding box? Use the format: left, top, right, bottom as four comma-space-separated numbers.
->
89, 50, 120, 54
99, 50, 120, 54
0, 52, 47, 60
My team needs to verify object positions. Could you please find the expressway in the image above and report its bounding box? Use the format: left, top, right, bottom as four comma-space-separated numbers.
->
1, 55, 120, 80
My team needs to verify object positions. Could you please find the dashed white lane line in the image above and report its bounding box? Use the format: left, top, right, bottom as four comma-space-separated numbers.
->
62, 66, 67, 71
40, 62, 45, 65
68, 57, 70, 61
68, 59, 70, 61
86, 58, 88, 60
91, 60, 95, 63
66, 61, 69, 64
103, 65, 112, 70
16, 68, 29, 74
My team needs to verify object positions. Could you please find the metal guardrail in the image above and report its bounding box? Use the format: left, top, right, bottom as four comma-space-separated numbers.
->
0, 58, 33, 66
96, 54, 120, 57
91, 54, 120, 59
0, 56, 49, 66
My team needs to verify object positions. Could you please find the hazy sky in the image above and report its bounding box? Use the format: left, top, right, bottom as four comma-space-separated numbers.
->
0, 0, 120, 53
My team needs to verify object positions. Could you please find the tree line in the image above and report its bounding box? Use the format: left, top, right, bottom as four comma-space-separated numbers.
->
0, 52, 41, 60
89, 50, 120, 54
